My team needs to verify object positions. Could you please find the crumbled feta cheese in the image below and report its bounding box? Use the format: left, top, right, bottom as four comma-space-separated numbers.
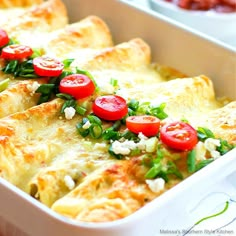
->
112, 140, 136, 155
138, 132, 148, 140
146, 178, 165, 193
204, 138, 221, 152
210, 150, 221, 159
27, 81, 40, 95
64, 107, 76, 120
82, 120, 91, 129
195, 141, 207, 161
64, 175, 75, 190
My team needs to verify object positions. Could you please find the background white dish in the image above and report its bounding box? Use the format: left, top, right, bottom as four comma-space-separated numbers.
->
147, 0, 236, 48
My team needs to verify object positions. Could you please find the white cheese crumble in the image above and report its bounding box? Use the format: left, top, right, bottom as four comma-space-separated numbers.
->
111, 132, 150, 155
195, 141, 207, 161
27, 81, 40, 95
204, 138, 221, 152
146, 178, 165, 193
64, 175, 75, 190
64, 107, 76, 120
82, 120, 91, 129
112, 140, 136, 155
204, 138, 221, 160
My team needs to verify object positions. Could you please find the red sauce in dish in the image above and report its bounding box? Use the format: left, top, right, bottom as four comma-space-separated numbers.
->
163, 0, 236, 12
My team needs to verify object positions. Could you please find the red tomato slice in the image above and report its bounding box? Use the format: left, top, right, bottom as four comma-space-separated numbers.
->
92, 95, 128, 121
126, 115, 160, 137
59, 74, 95, 99
33, 56, 64, 77
1, 44, 33, 60
0, 29, 9, 48
160, 121, 198, 151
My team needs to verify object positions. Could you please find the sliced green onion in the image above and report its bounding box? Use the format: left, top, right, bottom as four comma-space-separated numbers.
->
142, 155, 153, 167
0, 78, 10, 92
56, 93, 74, 100
61, 99, 76, 113
110, 78, 118, 87
30, 48, 42, 59
2, 60, 18, 74
217, 139, 235, 155
197, 127, 215, 141
187, 149, 196, 173
195, 158, 214, 171
129, 148, 141, 156
62, 58, 74, 68
149, 103, 168, 120
166, 161, 183, 179
145, 163, 162, 179
102, 129, 120, 141
89, 124, 103, 139
87, 115, 102, 125
36, 84, 55, 94
128, 99, 139, 111
76, 119, 90, 137
121, 130, 138, 141
75, 105, 87, 116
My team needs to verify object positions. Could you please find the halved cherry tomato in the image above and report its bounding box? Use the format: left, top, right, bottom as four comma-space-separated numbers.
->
126, 115, 160, 137
33, 56, 64, 77
160, 121, 198, 151
92, 95, 128, 121
1, 44, 33, 60
0, 29, 9, 48
59, 74, 95, 99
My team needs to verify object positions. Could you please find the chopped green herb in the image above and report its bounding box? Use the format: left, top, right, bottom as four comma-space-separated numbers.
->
62, 58, 74, 68
145, 163, 162, 179
89, 124, 103, 139
128, 99, 139, 111
197, 127, 215, 141
110, 78, 118, 87
61, 99, 76, 113
75, 105, 87, 116
187, 149, 196, 173
195, 158, 214, 171
56, 93, 74, 100
2, 60, 18, 74
0, 78, 10, 92
217, 139, 235, 155
76, 118, 90, 137
148, 103, 168, 120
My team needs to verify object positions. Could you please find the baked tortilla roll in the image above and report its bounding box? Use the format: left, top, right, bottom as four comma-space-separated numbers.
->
0, 98, 82, 191
0, 0, 68, 39
70, 38, 166, 94
0, 0, 43, 8
197, 101, 236, 145
0, 80, 47, 118
0, 15, 114, 118
51, 159, 159, 222
45, 16, 114, 58
0, 38, 153, 118
116, 75, 222, 119
29, 156, 115, 207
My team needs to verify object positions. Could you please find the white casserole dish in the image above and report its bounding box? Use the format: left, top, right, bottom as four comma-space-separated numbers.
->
148, 0, 236, 48
0, 0, 235, 235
